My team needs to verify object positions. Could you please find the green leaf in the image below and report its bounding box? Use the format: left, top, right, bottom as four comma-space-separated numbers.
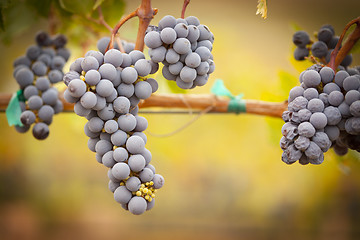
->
93, 0, 105, 10
290, 22, 303, 32
6, 90, 24, 127
59, 0, 94, 16
0, 2, 38, 44
350, 40, 360, 54
99, 0, 125, 26
278, 70, 298, 94
0, 8, 4, 31
25, 0, 52, 17
166, 80, 187, 94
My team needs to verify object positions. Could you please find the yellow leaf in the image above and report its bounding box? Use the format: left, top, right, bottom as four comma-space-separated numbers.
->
256, 0, 267, 19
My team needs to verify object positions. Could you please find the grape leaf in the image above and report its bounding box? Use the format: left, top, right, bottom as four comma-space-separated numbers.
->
290, 22, 303, 32
256, 0, 267, 19
166, 80, 187, 94
59, 0, 94, 16
350, 40, 360, 54
93, 0, 105, 10
99, 0, 125, 27
0, 2, 37, 44
0, 8, 4, 31
25, 0, 52, 17
0, 0, 12, 31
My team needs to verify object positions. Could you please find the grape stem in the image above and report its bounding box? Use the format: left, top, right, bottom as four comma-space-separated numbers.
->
0, 92, 288, 118
181, 0, 190, 19
48, 4, 57, 35
329, 16, 360, 70
106, 0, 158, 52
86, 7, 113, 32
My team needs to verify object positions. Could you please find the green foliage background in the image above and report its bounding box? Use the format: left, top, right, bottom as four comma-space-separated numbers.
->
0, 0, 360, 239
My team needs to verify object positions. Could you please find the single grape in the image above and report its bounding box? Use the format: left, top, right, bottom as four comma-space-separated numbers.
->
113, 147, 129, 162
173, 38, 191, 54
63, 70, 80, 86
125, 176, 141, 192
95, 139, 113, 156
42, 88, 58, 105
102, 150, 116, 168
32, 122, 49, 140
146, 78, 159, 93
128, 196, 147, 215
96, 80, 114, 97
117, 83, 135, 98
294, 47, 309, 61
35, 77, 50, 91
298, 122, 316, 137
334, 70, 350, 88
134, 59, 152, 77
126, 135, 145, 154
328, 91, 344, 107
160, 27, 177, 44
23, 85, 38, 99
68, 79, 87, 98
118, 113, 137, 132
15, 68, 34, 88
144, 31, 162, 48
134, 81, 152, 99
104, 120, 119, 134
121, 67, 138, 84
112, 163, 131, 180
88, 117, 104, 133
324, 106, 342, 125
114, 186, 132, 204
303, 70, 321, 88
186, 25, 200, 42
20, 110, 36, 125
74, 101, 91, 117
111, 130, 128, 146
28, 95, 43, 110
99, 63, 117, 82
48, 69, 63, 83
311, 41, 328, 58
158, 15, 177, 30
153, 174, 165, 189
309, 112, 327, 129
293, 31, 310, 48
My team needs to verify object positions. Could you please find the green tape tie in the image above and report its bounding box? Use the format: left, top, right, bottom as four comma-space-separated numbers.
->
6, 89, 24, 127
211, 79, 246, 114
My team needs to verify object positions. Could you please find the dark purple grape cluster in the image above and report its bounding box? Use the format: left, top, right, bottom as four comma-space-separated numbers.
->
13, 31, 69, 140
281, 64, 360, 164
144, 15, 215, 89
63, 37, 164, 215
292, 24, 352, 68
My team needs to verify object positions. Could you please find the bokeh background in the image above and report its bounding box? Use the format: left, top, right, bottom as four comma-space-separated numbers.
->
1, 0, 360, 239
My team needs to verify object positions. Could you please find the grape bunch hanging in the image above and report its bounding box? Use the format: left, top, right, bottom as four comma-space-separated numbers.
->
281, 23, 360, 165
12, 32, 70, 140
293, 24, 353, 69
63, 38, 165, 215
145, 15, 215, 89
61, 12, 216, 214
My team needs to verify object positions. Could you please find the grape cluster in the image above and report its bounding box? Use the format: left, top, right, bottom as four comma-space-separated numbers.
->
13, 32, 69, 140
292, 24, 352, 67
63, 39, 164, 215
144, 15, 215, 89
281, 64, 360, 164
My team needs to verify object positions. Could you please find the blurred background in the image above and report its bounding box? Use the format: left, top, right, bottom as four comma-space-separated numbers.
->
1, 0, 360, 239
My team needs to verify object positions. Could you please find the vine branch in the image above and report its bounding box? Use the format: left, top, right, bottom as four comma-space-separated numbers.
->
329, 16, 360, 70
0, 92, 287, 118
181, 0, 190, 19
106, 0, 157, 52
